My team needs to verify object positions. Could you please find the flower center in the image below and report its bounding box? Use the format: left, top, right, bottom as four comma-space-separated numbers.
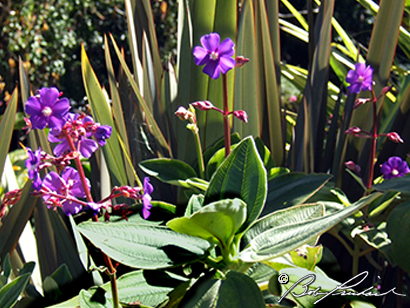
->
210, 51, 219, 61
42, 107, 53, 117
357, 76, 364, 83
392, 169, 399, 176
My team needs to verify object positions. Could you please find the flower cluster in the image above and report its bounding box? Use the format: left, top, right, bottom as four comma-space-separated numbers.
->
22, 87, 153, 219
380, 157, 410, 180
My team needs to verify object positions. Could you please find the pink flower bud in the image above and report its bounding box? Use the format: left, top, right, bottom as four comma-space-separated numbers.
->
235, 56, 250, 68
175, 106, 194, 121
233, 110, 248, 123
387, 132, 404, 143
345, 126, 361, 135
353, 98, 370, 109
191, 100, 214, 111
345, 161, 361, 173
382, 85, 393, 96
289, 95, 298, 103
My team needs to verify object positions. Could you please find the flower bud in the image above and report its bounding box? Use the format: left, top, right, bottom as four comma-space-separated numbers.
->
345, 161, 361, 173
353, 98, 370, 109
345, 126, 361, 135
387, 132, 404, 143
191, 100, 214, 111
382, 85, 393, 96
175, 106, 194, 121
235, 56, 250, 68
233, 110, 248, 123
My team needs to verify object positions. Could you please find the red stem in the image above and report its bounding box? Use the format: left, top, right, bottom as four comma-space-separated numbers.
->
366, 91, 378, 190
222, 74, 231, 157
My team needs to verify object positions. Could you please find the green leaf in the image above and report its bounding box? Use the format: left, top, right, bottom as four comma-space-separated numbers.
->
289, 245, 323, 271
167, 199, 247, 250
263, 172, 332, 215
387, 201, 410, 272
79, 288, 113, 308
179, 271, 265, 308
372, 175, 410, 198
184, 194, 205, 216
77, 223, 212, 269
0, 273, 31, 308
2, 254, 11, 280
239, 193, 380, 262
108, 270, 188, 307
139, 158, 197, 187
205, 137, 267, 234
81, 45, 127, 186
0, 87, 18, 180
242, 203, 324, 248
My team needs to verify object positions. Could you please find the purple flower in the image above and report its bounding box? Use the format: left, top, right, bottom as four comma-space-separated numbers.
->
48, 113, 98, 158
94, 125, 112, 146
25, 87, 70, 130
193, 33, 235, 79
142, 177, 154, 219
42, 167, 90, 215
345, 63, 373, 94
25, 147, 42, 191
380, 157, 410, 180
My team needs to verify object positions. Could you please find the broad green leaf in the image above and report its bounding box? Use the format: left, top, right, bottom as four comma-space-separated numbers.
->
289, 245, 323, 271
139, 158, 197, 187
387, 201, 410, 272
79, 288, 113, 308
239, 193, 380, 262
242, 203, 325, 248
108, 270, 188, 306
179, 271, 265, 308
372, 175, 410, 198
263, 172, 332, 215
77, 223, 212, 269
184, 194, 205, 217
206, 144, 238, 180
0, 273, 31, 308
167, 199, 246, 250
205, 137, 267, 234
246, 262, 278, 285
0, 87, 18, 180
81, 45, 127, 186
267, 167, 290, 182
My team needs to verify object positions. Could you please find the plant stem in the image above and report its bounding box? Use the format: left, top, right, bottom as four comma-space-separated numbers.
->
366, 95, 377, 190
222, 74, 231, 157
192, 128, 205, 179
65, 135, 120, 308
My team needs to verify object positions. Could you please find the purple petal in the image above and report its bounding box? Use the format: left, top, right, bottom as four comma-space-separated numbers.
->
48, 115, 67, 130
43, 172, 65, 193
143, 177, 154, 195
193, 46, 210, 66
53, 140, 71, 157
39, 87, 59, 107
51, 98, 71, 116
62, 200, 82, 215
142, 194, 152, 219
218, 56, 236, 74
200, 33, 220, 52
87, 202, 101, 211
94, 125, 112, 146
354, 63, 366, 75
218, 38, 235, 56
387, 157, 403, 169
83, 115, 94, 124
347, 83, 362, 94
30, 114, 47, 129
48, 129, 65, 143
32, 173, 42, 191
345, 70, 357, 84
79, 138, 98, 158
380, 163, 391, 175
203, 60, 221, 79
25, 97, 42, 115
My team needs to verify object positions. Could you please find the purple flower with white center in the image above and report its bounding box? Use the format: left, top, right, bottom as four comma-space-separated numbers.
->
25, 147, 42, 190
94, 125, 112, 146
25, 87, 70, 130
142, 177, 154, 219
42, 167, 90, 215
345, 63, 374, 94
193, 33, 235, 79
380, 156, 410, 180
